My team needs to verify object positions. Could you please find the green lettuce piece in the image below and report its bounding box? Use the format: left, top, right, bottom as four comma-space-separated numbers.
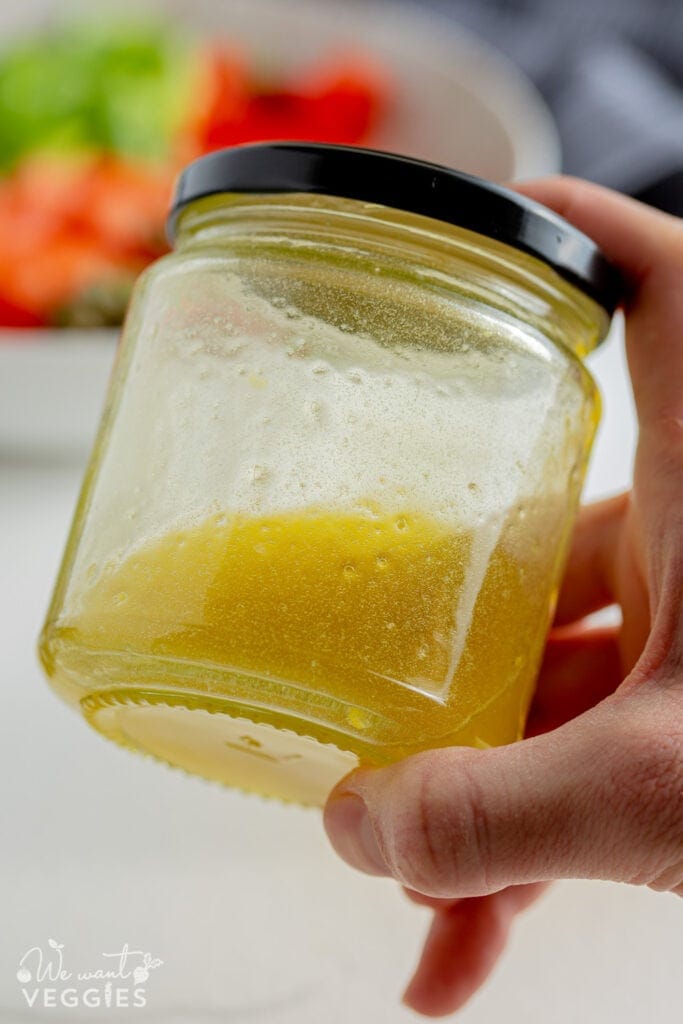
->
0, 18, 196, 171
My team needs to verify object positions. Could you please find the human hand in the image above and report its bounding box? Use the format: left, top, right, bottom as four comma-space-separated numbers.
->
324, 179, 683, 1017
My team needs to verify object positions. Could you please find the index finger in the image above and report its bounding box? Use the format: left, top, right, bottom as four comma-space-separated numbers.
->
515, 177, 683, 431
516, 178, 683, 636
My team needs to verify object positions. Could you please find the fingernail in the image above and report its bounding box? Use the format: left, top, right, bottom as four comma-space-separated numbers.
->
324, 793, 389, 876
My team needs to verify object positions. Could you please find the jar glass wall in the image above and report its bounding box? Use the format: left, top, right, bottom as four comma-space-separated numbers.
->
40, 185, 610, 806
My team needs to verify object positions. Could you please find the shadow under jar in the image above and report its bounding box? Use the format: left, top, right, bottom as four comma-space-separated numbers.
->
39, 143, 622, 806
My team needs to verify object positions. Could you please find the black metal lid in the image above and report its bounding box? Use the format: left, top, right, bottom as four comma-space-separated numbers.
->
168, 142, 623, 315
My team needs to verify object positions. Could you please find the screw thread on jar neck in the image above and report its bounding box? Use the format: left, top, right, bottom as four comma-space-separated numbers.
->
175, 192, 610, 360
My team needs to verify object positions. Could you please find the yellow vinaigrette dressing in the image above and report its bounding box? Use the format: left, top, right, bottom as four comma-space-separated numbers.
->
40, 503, 560, 805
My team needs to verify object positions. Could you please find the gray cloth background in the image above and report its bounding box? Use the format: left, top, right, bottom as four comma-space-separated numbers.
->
415, 0, 683, 213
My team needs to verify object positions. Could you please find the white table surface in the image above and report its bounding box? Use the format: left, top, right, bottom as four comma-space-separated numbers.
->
1, 320, 680, 1022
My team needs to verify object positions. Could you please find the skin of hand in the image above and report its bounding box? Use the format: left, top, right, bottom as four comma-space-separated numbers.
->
324, 178, 683, 1018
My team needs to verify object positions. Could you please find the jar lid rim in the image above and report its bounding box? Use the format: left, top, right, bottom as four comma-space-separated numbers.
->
168, 142, 623, 315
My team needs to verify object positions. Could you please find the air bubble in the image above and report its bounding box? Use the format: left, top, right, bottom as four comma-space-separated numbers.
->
395, 516, 408, 532
417, 643, 429, 660
307, 400, 323, 422
250, 464, 269, 483
286, 338, 309, 358
347, 706, 370, 730
342, 563, 357, 580
376, 554, 388, 569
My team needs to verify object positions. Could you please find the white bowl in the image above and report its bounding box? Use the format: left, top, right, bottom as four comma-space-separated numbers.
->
0, 0, 560, 460
0, 331, 119, 460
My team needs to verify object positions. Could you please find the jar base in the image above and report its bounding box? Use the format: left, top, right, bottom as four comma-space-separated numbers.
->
80, 686, 360, 807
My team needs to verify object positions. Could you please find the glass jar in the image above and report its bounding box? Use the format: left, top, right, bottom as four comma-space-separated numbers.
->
39, 144, 621, 806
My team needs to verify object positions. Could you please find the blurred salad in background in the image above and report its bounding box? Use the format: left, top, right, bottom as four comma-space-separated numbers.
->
0, 19, 390, 329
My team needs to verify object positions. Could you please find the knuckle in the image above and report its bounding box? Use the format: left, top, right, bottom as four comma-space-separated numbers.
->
381, 751, 492, 898
381, 755, 452, 895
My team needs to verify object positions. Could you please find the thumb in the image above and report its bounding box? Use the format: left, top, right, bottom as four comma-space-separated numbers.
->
324, 690, 682, 897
